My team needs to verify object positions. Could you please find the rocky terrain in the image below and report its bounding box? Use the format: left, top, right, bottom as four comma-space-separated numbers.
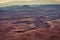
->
0, 5, 60, 40
0, 18, 60, 40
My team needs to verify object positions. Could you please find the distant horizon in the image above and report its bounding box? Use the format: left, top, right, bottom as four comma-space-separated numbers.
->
0, 3, 60, 7
0, 0, 60, 7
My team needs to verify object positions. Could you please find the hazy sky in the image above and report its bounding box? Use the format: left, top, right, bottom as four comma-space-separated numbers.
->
0, 0, 60, 7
